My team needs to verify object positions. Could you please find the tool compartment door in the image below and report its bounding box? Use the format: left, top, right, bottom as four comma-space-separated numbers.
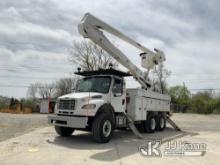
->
126, 88, 170, 121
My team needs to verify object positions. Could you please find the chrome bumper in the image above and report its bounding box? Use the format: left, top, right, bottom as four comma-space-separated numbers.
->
48, 115, 88, 128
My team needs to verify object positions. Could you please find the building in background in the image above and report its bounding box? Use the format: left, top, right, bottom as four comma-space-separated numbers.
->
40, 98, 56, 114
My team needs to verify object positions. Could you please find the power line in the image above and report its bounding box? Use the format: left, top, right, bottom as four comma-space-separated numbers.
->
0, 85, 29, 88
0, 66, 71, 73
1, 64, 220, 75
0, 84, 59, 89
190, 88, 220, 91
171, 73, 220, 76
0, 75, 72, 80
0, 84, 220, 92
1, 74, 220, 86
1, 73, 220, 82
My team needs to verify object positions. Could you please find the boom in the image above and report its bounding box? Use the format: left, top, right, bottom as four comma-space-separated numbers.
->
78, 13, 166, 89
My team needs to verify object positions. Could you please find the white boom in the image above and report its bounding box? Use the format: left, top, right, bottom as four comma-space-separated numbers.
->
78, 13, 166, 89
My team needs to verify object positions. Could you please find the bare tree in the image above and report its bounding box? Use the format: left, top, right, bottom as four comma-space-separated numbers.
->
152, 63, 171, 94
27, 83, 55, 99
27, 78, 78, 99
37, 83, 55, 99
54, 78, 78, 97
27, 83, 38, 98
69, 40, 118, 71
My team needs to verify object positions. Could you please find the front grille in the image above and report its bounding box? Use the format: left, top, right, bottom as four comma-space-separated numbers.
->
58, 99, 75, 110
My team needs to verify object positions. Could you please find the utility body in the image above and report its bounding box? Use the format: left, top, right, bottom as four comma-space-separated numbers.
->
48, 13, 172, 143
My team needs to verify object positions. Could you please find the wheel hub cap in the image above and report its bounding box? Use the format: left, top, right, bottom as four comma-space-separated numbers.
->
103, 120, 111, 137
160, 118, 165, 128
151, 118, 156, 130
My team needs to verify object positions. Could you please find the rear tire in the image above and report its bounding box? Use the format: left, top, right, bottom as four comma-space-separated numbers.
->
143, 114, 156, 133
55, 126, 74, 136
92, 113, 113, 143
156, 114, 166, 131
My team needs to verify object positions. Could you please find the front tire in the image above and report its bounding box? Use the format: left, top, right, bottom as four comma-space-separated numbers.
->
55, 126, 74, 136
92, 113, 113, 143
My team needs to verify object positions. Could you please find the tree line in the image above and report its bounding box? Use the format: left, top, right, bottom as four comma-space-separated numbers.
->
27, 78, 77, 99
169, 85, 220, 114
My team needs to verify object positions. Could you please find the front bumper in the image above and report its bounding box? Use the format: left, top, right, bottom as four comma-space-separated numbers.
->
48, 115, 88, 128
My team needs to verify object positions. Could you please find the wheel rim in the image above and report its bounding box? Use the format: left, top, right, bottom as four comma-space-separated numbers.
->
160, 117, 165, 128
150, 118, 156, 130
103, 120, 112, 137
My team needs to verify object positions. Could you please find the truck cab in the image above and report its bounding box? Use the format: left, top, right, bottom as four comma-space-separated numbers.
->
55, 74, 126, 116
49, 68, 170, 143
48, 68, 131, 143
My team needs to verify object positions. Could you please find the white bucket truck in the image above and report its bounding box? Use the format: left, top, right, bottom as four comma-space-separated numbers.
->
48, 13, 174, 143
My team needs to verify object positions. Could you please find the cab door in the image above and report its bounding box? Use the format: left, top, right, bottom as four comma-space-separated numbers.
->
110, 77, 126, 112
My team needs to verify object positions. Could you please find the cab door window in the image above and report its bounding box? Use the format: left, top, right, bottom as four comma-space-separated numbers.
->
112, 78, 123, 95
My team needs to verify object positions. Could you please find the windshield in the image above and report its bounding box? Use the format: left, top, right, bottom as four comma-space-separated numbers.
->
76, 76, 111, 93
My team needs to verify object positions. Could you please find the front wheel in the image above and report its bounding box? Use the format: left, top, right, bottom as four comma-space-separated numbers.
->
92, 113, 113, 143
55, 126, 74, 136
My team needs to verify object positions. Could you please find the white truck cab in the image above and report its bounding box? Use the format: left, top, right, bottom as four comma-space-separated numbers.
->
54, 73, 127, 117
48, 68, 170, 143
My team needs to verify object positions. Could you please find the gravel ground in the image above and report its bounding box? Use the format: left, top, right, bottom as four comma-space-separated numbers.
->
0, 113, 219, 165
0, 113, 48, 142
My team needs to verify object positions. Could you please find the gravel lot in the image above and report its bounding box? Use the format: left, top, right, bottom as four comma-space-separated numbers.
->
0, 113, 48, 142
0, 113, 220, 165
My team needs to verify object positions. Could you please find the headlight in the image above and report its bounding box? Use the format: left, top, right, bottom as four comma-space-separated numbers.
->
81, 104, 96, 109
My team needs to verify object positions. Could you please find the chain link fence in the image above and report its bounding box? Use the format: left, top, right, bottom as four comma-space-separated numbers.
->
170, 104, 188, 113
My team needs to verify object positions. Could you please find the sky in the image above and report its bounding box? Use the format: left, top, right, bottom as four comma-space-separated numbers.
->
0, 0, 220, 98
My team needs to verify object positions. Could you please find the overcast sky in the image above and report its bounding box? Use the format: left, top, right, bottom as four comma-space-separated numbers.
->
0, 0, 220, 98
